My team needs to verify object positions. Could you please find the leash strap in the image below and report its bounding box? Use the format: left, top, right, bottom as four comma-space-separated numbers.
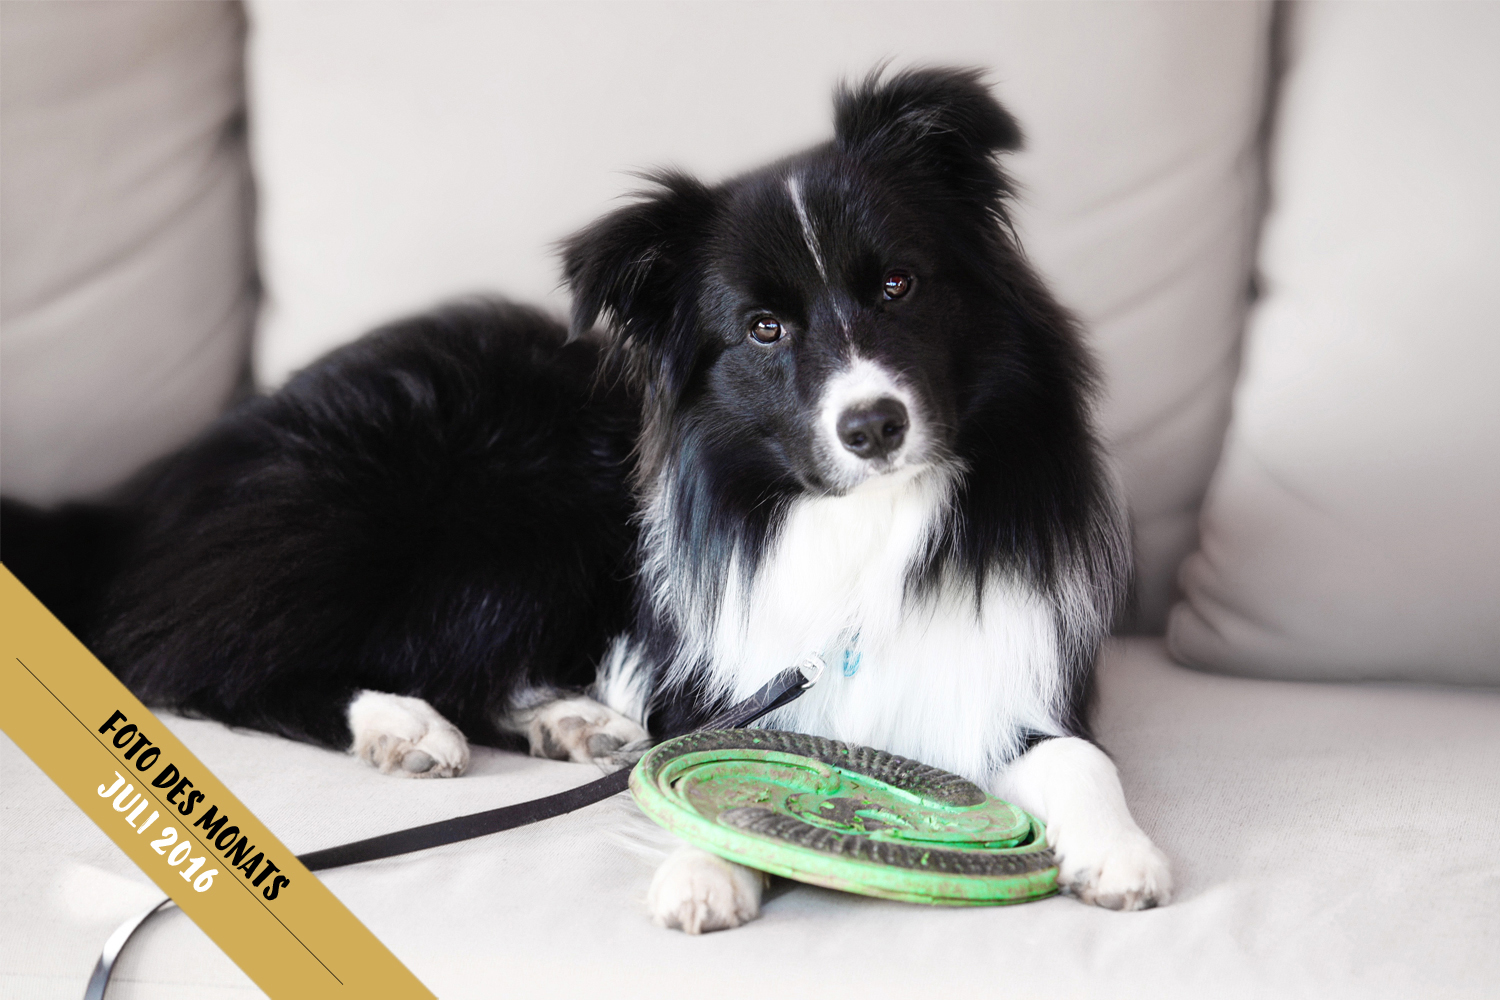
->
85, 660, 822, 995
301, 659, 821, 870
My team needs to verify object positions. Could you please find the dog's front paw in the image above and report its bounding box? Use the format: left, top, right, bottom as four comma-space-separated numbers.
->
995, 737, 1171, 912
647, 846, 765, 934
347, 691, 470, 778
523, 696, 651, 769
604, 737, 654, 770
1052, 824, 1172, 911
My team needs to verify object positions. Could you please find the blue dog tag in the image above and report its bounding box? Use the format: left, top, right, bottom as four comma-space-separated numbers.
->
840, 631, 863, 677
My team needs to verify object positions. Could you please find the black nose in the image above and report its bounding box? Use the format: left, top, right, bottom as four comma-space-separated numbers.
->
837, 397, 909, 460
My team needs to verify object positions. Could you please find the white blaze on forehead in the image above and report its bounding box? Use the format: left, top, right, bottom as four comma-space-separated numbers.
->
785, 175, 828, 283
786, 173, 847, 329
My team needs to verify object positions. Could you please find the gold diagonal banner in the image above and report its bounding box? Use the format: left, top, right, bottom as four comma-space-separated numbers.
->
0, 566, 435, 998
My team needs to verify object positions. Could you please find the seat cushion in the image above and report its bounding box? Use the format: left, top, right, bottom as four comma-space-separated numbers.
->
246, 1, 1274, 630
6, 638, 1497, 999
1167, 1, 1500, 683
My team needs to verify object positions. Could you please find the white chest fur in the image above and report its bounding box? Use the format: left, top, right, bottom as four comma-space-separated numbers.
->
689, 468, 1066, 784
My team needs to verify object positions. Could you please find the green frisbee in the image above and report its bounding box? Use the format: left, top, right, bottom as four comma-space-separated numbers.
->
629, 729, 1058, 906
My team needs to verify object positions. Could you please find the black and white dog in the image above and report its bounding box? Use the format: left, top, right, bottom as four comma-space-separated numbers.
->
6, 68, 1170, 931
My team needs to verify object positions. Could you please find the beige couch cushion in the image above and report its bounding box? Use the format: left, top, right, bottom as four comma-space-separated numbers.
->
1168, 2, 1500, 684
0, 1, 256, 504
6, 638, 1497, 999
247, 1, 1273, 630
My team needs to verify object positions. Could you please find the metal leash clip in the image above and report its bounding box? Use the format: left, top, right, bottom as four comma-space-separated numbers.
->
796, 652, 827, 688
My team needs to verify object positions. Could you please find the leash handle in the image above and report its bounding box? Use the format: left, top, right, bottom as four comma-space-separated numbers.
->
86, 660, 822, 995
84, 897, 172, 1000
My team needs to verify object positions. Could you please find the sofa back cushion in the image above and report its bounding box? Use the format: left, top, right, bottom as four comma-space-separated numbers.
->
1168, 1, 1500, 684
0, 1, 255, 504
247, 1, 1273, 630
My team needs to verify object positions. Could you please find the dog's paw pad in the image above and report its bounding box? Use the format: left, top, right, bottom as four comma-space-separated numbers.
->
1055, 828, 1172, 911
400, 749, 435, 774
587, 732, 623, 757
348, 691, 470, 779
647, 847, 764, 934
524, 696, 650, 768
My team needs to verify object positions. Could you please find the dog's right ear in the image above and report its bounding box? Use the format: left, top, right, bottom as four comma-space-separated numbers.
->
560, 170, 715, 350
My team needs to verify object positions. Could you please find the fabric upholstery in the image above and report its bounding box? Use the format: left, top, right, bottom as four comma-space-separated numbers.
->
5, 638, 1497, 999
1168, 1, 1500, 684
0, 0, 256, 504
246, 0, 1273, 630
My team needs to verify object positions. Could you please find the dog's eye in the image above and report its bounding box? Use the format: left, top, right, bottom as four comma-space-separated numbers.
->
883, 272, 913, 300
749, 316, 784, 345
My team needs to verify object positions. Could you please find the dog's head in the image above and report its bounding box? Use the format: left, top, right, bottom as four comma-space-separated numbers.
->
563, 68, 1055, 498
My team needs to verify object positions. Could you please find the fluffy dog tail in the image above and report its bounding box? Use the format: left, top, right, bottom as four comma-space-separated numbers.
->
1, 497, 135, 637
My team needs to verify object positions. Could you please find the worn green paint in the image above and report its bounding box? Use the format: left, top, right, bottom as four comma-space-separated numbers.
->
631, 730, 1058, 906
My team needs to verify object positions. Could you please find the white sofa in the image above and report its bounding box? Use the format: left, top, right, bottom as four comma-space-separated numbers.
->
3, 3, 1497, 998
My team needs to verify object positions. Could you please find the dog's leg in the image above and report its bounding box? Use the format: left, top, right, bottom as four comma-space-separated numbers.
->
347, 691, 471, 778
501, 634, 654, 766
506, 692, 651, 767
587, 635, 762, 932
994, 736, 1172, 910
647, 844, 767, 934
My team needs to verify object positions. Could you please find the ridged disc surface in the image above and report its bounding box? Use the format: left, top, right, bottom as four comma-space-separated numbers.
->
630, 730, 1058, 905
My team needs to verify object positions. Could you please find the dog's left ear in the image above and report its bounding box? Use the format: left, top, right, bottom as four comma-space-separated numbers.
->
834, 67, 1022, 200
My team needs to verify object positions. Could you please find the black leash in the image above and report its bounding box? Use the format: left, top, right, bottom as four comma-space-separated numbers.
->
301, 660, 820, 871
85, 660, 823, 998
